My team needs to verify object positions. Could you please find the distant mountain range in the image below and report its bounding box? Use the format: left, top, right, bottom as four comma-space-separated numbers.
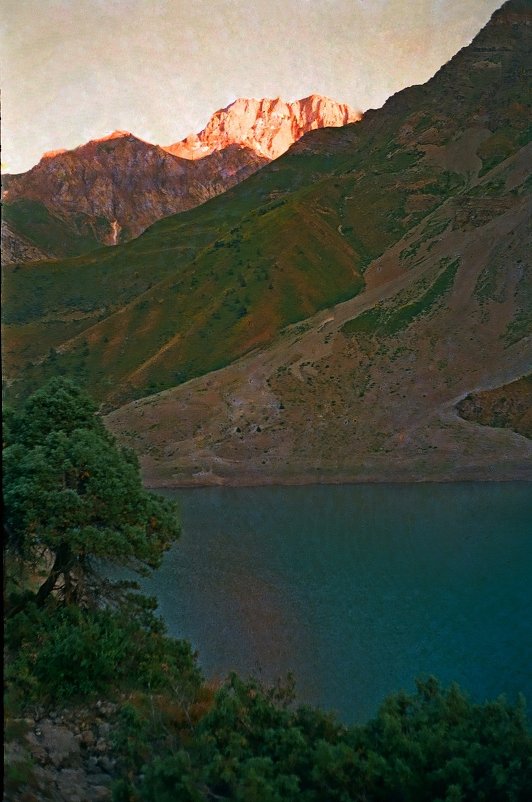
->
3, 0, 531, 485
1, 95, 360, 261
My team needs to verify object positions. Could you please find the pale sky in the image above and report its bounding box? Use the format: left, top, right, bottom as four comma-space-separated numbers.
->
2, 0, 503, 173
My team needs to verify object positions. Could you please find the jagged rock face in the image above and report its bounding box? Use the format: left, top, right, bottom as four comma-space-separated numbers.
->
2, 95, 360, 258
4, 702, 119, 802
165, 95, 361, 160
2, 133, 267, 249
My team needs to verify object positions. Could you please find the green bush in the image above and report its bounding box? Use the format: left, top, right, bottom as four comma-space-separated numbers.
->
5, 601, 200, 704
137, 675, 532, 802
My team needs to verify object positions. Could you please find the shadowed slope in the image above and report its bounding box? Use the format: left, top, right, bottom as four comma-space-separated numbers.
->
457, 375, 532, 439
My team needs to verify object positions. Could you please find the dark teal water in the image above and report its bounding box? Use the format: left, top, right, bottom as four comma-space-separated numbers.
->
141, 483, 532, 723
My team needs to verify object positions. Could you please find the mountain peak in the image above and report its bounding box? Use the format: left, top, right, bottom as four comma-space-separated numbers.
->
94, 130, 135, 142
36, 131, 143, 165
3, 93, 361, 255
164, 94, 362, 161
41, 148, 68, 160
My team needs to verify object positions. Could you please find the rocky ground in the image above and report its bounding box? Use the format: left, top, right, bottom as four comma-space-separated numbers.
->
1, 222, 50, 265
457, 375, 532, 439
4, 702, 120, 802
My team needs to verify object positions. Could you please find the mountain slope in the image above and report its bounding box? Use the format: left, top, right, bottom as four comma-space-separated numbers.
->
106, 141, 532, 484
2, 133, 268, 254
457, 375, 532, 439
3, 0, 531, 473
2, 96, 358, 259
1, 220, 52, 264
2, 198, 108, 259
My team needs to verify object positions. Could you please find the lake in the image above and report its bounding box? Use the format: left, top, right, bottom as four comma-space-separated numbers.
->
139, 483, 532, 723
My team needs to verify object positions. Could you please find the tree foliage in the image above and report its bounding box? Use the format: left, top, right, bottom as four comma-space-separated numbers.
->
8, 376, 106, 447
5, 599, 200, 705
4, 378, 180, 607
131, 674, 532, 802
4, 379, 201, 711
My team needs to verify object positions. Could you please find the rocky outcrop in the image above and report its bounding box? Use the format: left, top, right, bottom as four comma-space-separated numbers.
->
457, 375, 532, 439
165, 95, 361, 160
2, 133, 267, 251
2, 95, 360, 259
1, 221, 50, 264
4, 701, 119, 802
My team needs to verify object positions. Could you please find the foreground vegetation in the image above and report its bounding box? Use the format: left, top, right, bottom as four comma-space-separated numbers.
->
4, 380, 532, 801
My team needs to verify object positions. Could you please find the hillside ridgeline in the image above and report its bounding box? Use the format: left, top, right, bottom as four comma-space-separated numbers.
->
2, 96, 359, 259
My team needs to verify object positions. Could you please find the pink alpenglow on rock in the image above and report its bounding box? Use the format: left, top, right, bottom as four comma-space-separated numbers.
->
165, 95, 362, 160
2, 95, 361, 258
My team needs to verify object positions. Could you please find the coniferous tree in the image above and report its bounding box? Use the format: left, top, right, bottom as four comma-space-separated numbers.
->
4, 377, 180, 607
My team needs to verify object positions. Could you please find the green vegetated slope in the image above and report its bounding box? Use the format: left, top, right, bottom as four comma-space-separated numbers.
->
3, 0, 530, 407
106, 144, 531, 486
2, 199, 107, 258
342, 257, 461, 337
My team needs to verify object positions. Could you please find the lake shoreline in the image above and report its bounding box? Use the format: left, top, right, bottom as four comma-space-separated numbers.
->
144, 472, 532, 490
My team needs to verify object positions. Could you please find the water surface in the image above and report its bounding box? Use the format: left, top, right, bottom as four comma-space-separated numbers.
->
141, 483, 532, 722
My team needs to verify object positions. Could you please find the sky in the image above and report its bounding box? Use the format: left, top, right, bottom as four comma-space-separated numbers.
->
2, 0, 503, 174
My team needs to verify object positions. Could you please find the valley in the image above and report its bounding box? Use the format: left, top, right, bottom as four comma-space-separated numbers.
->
3, 4, 532, 800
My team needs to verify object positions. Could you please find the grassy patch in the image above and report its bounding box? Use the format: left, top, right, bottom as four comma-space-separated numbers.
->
342, 257, 460, 337
399, 216, 450, 263
504, 310, 532, 346
477, 128, 526, 177
503, 267, 532, 346
3, 199, 105, 258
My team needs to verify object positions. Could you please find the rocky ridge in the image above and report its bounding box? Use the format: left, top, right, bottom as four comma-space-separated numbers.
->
2, 134, 267, 251
457, 375, 532, 439
165, 95, 361, 160
2, 95, 360, 256
1, 221, 51, 265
